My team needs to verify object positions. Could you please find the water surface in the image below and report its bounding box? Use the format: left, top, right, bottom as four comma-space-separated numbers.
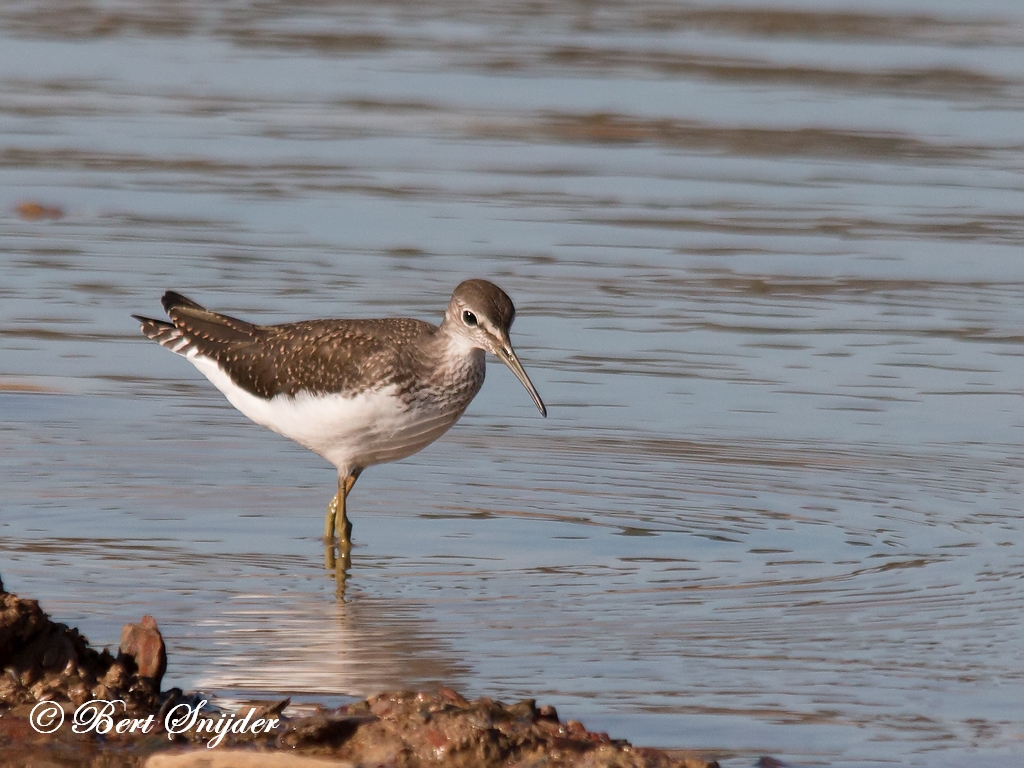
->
2, 1, 1024, 765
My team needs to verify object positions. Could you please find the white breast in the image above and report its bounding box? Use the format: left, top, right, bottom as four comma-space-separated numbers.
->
187, 354, 475, 475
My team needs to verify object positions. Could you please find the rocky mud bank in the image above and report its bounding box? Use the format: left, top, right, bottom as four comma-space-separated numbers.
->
0, 577, 718, 768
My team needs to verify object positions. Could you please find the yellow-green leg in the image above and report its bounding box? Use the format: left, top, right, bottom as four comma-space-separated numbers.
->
325, 473, 358, 543
324, 471, 359, 576
324, 490, 340, 542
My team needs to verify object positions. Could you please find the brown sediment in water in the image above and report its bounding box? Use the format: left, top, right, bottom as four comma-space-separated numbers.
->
0, 576, 718, 768
0, 380, 60, 393
15, 201, 65, 220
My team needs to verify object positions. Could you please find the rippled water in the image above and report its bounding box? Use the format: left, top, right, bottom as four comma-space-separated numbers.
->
3, 1, 1024, 765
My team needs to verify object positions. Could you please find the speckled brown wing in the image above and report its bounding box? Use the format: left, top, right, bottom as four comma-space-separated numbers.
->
224, 317, 437, 399
134, 292, 438, 399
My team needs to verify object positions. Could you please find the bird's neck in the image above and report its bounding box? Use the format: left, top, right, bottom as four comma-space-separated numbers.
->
419, 326, 486, 395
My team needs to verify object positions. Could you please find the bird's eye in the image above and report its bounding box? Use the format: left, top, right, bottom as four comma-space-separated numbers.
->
462, 310, 478, 327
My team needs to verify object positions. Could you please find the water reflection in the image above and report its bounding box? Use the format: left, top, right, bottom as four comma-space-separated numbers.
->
197, 592, 470, 703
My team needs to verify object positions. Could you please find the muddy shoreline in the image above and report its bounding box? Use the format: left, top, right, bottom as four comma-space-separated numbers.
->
0, 576, 719, 767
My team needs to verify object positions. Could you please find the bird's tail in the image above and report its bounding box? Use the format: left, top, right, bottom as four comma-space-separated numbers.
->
131, 313, 192, 355
133, 291, 257, 357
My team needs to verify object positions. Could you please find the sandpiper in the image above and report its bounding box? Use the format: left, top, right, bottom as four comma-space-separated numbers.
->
132, 280, 546, 557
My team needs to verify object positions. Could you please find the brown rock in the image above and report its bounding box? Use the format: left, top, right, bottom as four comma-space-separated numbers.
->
146, 752, 355, 768
40, 631, 76, 670
0, 593, 49, 665
120, 615, 167, 686
0, 590, 163, 712
438, 686, 469, 706
102, 660, 128, 688
322, 689, 713, 768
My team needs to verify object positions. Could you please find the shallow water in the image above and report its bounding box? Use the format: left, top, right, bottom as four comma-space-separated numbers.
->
2, 1, 1024, 765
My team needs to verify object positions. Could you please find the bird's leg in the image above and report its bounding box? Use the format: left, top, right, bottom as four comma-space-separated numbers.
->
336, 472, 358, 546
324, 494, 339, 572
324, 471, 360, 574
324, 493, 340, 542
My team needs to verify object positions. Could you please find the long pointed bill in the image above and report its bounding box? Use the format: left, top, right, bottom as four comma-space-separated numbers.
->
496, 342, 547, 417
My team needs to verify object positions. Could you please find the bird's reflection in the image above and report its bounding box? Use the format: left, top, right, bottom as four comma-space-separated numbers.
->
325, 541, 351, 600
196, 571, 468, 700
